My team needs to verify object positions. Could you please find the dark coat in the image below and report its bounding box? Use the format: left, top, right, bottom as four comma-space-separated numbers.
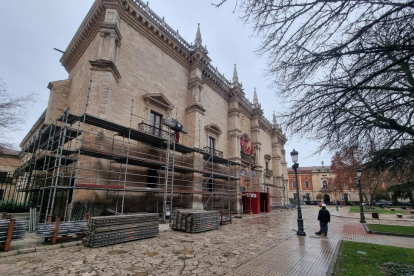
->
318, 208, 330, 223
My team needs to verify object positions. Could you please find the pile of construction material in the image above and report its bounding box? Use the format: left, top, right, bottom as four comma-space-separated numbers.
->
84, 213, 159, 248
70, 202, 94, 221
36, 221, 88, 238
0, 219, 26, 243
171, 209, 221, 233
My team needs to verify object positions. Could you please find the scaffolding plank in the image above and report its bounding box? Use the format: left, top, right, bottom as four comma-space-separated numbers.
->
201, 151, 241, 166
79, 147, 199, 174
76, 184, 124, 190
23, 125, 82, 153
162, 142, 198, 154
201, 170, 239, 180
19, 155, 77, 172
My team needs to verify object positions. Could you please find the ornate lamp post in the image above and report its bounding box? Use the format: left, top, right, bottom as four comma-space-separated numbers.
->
290, 149, 306, 236
356, 168, 366, 223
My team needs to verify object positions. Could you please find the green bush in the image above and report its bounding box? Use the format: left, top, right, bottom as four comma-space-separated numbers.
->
0, 200, 29, 213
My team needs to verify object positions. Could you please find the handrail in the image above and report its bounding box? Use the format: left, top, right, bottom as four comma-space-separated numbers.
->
240, 151, 255, 164
137, 122, 174, 140
203, 147, 224, 158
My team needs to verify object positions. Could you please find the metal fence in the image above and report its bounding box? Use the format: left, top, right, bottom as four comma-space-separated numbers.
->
0, 171, 29, 213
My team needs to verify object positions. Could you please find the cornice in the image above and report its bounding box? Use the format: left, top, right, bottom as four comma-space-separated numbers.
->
185, 103, 206, 114
202, 71, 231, 102
120, 0, 191, 69
90, 60, 121, 81
60, 1, 106, 72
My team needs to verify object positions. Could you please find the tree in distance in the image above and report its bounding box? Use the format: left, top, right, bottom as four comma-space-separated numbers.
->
0, 79, 36, 148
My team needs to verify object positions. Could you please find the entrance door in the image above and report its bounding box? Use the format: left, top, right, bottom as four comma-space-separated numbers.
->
260, 192, 269, 213
323, 194, 331, 204
242, 196, 252, 213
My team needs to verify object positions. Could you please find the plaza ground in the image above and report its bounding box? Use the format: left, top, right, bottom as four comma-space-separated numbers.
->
1, 206, 414, 276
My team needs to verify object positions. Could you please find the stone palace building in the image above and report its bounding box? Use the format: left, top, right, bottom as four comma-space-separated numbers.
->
18, 0, 288, 220
287, 163, 359, 204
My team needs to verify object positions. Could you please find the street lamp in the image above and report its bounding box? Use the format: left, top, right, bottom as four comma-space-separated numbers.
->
356, 168, 366, 223
290, 149, 306, 236
334, 185, 338, 211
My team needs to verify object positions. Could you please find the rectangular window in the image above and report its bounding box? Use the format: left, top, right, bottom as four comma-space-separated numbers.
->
293, 180, 297, 189
323, 181, 328, 189
150, 111, 162, 136
305, 181, 309, 189
344, 194, 349, 202
208, 136, 215, 150
343, 183, 347, 189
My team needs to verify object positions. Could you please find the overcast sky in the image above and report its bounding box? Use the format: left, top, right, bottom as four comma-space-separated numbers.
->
0, 0, 332, 167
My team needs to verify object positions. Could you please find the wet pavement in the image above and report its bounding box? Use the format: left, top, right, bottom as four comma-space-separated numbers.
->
0, 206, 413, 276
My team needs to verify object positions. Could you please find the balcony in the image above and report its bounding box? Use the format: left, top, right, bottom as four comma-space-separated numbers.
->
264, 169, 273, 176
138, 122, 173, 140
203, 147, 224, 158
240, 151, 255, 164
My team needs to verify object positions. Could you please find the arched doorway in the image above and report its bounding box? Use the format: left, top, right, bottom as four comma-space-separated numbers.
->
323, 194, 330, 204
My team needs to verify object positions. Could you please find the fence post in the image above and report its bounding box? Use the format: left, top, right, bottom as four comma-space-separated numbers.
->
4, 219, 15, 252
52, 217, 61, 245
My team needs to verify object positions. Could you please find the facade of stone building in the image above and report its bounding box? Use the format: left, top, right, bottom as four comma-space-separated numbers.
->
0, 146, 21, 173
18, 0, 288, 219
287, 164, 359, 203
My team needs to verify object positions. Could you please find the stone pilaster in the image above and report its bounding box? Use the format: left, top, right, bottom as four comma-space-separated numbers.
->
88, 9, 122, 120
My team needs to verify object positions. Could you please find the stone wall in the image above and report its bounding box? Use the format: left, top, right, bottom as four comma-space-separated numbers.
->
0, 154, 21, 172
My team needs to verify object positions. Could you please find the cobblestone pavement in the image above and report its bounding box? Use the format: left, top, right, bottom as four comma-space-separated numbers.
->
0, 206, 413, 276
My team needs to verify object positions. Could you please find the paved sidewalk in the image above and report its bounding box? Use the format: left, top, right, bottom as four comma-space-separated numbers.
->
228, 215, 414, 276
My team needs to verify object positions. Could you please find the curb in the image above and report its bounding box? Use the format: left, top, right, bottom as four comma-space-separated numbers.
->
0, 241, 83, 258
331, 214, 414, 223
363, 224, 414, 238
362, 223, 371, 233
326, 240, 341, 276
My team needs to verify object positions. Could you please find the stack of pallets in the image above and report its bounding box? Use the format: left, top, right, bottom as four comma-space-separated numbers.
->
0, 219, 26, 243
171, 209, 221, 233
36, 221, 88, 238
84, 214, 159, 248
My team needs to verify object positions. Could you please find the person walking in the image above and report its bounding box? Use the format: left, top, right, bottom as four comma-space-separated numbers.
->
315, 204, 330, 236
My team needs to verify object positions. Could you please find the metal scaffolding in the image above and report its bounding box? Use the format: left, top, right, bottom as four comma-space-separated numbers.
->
14, 81, 241, 222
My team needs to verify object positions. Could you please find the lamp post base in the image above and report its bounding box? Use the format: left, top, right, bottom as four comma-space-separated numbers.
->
360, 212, 366, 223
297, 218, 306, 236
297, 231, 306, 236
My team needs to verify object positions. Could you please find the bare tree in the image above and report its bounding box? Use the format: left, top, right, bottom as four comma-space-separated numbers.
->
214, 1, 414, 163
0, 79, 36, 147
